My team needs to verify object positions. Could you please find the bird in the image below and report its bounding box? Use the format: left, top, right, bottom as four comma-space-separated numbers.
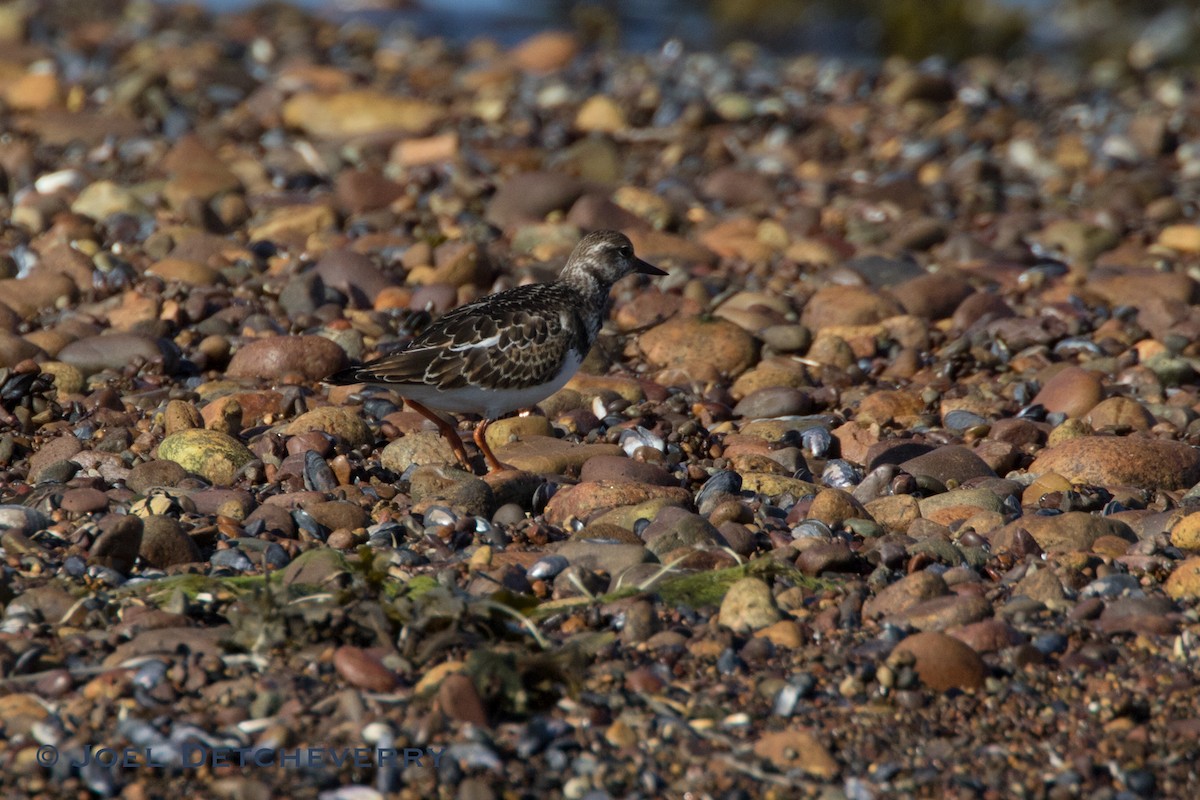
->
327, 230, 667, 473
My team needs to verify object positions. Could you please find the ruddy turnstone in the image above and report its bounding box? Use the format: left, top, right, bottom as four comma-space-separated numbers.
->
328, 230, 667, 472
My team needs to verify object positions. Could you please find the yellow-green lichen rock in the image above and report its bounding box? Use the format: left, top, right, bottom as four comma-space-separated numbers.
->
158, 429, 254, 486
285, 406, 372, 447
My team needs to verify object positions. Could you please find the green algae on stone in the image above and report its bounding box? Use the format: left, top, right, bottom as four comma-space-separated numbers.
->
655, 557, 829, 609
158, 429, 254, 485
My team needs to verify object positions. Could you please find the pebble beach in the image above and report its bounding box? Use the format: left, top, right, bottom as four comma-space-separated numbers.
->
1, 2, 1200, 798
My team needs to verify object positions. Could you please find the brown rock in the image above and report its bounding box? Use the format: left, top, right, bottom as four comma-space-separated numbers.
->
800, 285, 904, 332
102, 626, 229, 668
410, 466, 495, 518
161, 134, 242, 205
754, 619, 805, 648
555, 540, 654, 576
1089, 270, 1197, 309
544, 480, 691, 527
282, 91, 443, 139
639, 315, 759, 377
28, 434, 83, 483
807, 488, 869, 529
990, 418, 1043, 447
391, 132, 459, 166
485, 172, 587, 229
700, 168, 777, 209
60, 487, 108, 513
139, 515, 203, 568
418, 240, 488, 288
950, 619, 1024, 654
380, 430, 459, 472
889, 272, 974, 320
147, 258, 225, 287
0, 333, 44, 368
1012, 566, 1067, 605
917, 488, 1004, 523
248, 203, 336, 245
58, 332, 176, 377
625, 229, 718, 266
437, 673, 488, 725
611, 284, 688, 331
900, 445, 997, 485
886, 594, 993, 631
90, 515, 144, 573
313, 249, 394, 307
0, 300, 18, 333
494, 435, 623, 475
227, 335, 348, 381
1085, 396, 1155, 432
509, 31, 579, 73
641, 506, 723, 557
752, 728, 839, 777
795, 541, 855, 576
126, 459, 189, 493
333, 646, 398, 693
566, 194, 649, 234
891, 631, 986, 691
857, 389, 925, 424
1032, 366, 1104, 419
732, 386, 812, 419
1029, 435, 1200, 491
990, 512, 1135, 552
579, 455, 675, 486
333, 169, 404, 214
164, 399, 203, 435
286, 406, 372, 448
729, 358, 811, 400
304, 500, 369, 531
950, 292, 1014, 332
864, 494, 920, 532
1097, 597, 1177, 636
863, 571, 948, 618
483, 414, 554, 451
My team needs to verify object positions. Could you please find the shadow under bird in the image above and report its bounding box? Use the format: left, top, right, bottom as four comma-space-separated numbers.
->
327, 230, 667, 473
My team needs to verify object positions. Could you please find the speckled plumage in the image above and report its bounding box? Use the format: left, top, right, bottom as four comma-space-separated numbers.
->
327, 230, 666, 472
344, 284, 592, 395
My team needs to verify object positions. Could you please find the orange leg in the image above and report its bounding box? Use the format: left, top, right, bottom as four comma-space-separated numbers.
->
405, 400, 474, 472
473, 418, 515, 473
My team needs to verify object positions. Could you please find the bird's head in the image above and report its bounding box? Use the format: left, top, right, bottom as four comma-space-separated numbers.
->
560, 230, 667, 289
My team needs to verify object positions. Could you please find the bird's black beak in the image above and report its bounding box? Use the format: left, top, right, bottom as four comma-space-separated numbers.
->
634, 257, 668, 276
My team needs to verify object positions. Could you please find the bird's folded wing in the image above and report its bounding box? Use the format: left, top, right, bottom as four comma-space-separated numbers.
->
349, 305, 578, 391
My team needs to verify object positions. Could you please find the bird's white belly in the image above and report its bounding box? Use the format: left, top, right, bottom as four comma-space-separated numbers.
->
396, 349, 585, 418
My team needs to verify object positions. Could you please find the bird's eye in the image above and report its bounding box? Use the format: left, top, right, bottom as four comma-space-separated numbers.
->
618, 245, 632, 258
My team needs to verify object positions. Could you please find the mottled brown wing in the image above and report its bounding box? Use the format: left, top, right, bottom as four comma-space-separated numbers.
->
427, 306, 577, 390
339, 283, 584, 389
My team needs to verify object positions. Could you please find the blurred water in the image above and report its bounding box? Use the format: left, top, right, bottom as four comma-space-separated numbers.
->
160, 0, 924, 57
168, 0, 716, 51
161, 0, 1196, 63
